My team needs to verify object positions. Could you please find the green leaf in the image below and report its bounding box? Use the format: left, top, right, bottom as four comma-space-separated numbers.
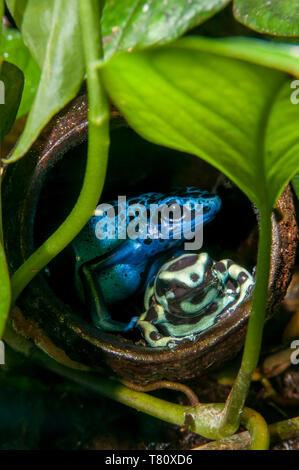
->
102, 37, 299, 209
292, 173, 299, 198
8, 0, 231, 64
4, 0, 28, 32
172, 36, 299, 77
233, 0, 299, 37
266, 81, 299, 204
4, 0, 232, 163
6, 0, 54, 67
0, 61, 24, 141
0, 242, 11, 339
0, 26, 40, 118
101, 0, 231, 61
5, 0, 84, 163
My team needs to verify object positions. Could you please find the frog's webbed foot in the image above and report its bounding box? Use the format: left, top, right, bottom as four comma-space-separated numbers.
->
81, 265, 137, 333
221, 259, 255, 304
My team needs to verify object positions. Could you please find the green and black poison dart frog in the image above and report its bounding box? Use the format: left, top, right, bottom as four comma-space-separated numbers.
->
71, 187, 221, 333
137, 252, 255, 348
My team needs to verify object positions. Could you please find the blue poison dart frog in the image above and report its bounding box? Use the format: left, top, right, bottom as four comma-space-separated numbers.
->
71, 187, 221, 333
137, 252, 255, 348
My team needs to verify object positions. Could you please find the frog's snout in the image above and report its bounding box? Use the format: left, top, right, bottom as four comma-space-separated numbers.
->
179, 187, 222, 223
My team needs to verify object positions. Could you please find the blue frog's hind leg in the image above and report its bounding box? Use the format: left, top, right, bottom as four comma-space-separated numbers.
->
81, 264, 137, 333
78, 239, 144, 332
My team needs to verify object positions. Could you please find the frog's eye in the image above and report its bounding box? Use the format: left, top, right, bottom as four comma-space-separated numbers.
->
202, 205, 212, 214
167, 199, 178, 205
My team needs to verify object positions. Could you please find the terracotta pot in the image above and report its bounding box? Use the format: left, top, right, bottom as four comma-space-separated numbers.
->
3, 93, 298, 384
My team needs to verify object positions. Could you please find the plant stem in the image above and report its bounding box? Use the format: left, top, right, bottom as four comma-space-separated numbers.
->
219, 208, 272, 436
10, 0, 109, 303
194, 416, 299, 450
14, 334, 268, 446
241, 407, 270, 450
4, 313, 270, 447
269, 416, 299, 444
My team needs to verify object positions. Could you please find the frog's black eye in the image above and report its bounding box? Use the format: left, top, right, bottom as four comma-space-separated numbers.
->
203, 206, 211, 214
167, 199, 178, 205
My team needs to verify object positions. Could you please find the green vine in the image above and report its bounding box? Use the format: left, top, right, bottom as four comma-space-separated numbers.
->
10, 0, 110, 303
218, 208, 272, 435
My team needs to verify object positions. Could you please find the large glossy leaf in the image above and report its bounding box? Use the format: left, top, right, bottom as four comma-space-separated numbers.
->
6, 0, 54, 67
4, 0, 232, 162
172, 36, 299, 77
0, 242, 11, 338
5, 0, 84, 163
0, 61, 24, 142
265, 81, 299, 205
102, 37, 299, 209
8, 0, 231, 64
0, 26, 40, 117
233, 0, 299, 37
101, 0, 230, 61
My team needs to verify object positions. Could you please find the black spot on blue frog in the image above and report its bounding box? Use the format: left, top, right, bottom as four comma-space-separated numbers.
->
70, 187, 221, 333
